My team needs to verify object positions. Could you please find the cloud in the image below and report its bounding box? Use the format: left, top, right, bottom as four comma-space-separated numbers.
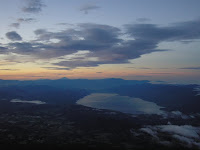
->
179, 67, 200, 70
5, 31, 22, 41
17, 18, 36, 23
3, 18, 200, 69
42, 67, 71, 70
35, 23, 121, 46
56, 23, 74, 26
138, 125, 200, 148
0, 46, 7, 54
54, 60, 102, 68
148, 72, 173, 75
172, 134, 200, 148
34, 29, 48, 36
193, 86, 200, 96
10, 18, 36, 29
138, 67, 151, 69
132, 75, 152, 78
8, 42, 38, 54
0, 69, 19, 71
158, 125, 200, 138
125, 18, 200, 42
22, 0, 45, 13
43, 23, 162, 69
127, 67, 152, 69
80, 4, 100, 14
10, 99, 46, 104
136, 18, 151, 22
1, 53, 37, 64
161, 110, 192, 120
0, 46, 7, 50
10, 23, 20, 28
140, 127, 158, 138
170, 111, 189, 119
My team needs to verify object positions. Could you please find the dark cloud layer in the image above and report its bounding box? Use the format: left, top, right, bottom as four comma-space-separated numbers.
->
2, 19, 200, 69
6, 31, 22, 41
0, 46, 7, 50
0, 46, 8, 54
125, 19, 200, 42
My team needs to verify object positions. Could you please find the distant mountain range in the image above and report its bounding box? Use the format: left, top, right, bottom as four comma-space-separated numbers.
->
0, 78, 199, 113
0, 78, 149, 90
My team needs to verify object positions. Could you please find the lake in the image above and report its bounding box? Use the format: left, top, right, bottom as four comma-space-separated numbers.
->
77, 93, 164, 115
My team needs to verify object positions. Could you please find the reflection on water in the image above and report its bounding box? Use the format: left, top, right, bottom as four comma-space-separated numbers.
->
77, 93, 164, 115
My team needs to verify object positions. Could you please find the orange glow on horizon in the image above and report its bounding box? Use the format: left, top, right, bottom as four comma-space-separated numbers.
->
0, 67, 198, 81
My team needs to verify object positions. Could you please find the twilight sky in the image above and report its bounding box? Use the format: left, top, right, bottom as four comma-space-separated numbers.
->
0, 0, 200, 84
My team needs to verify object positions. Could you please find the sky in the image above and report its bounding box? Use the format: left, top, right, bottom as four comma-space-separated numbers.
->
0, 0, 200, 84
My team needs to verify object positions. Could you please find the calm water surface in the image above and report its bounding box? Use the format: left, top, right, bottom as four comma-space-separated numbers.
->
77, 93, 164, 115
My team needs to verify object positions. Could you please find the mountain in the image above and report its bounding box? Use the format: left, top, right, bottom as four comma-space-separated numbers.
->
0, 78, 149, 90
0, 78, 199, 113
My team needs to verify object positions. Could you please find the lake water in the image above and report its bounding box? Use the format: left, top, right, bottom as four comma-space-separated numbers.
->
77, 93, 164, 115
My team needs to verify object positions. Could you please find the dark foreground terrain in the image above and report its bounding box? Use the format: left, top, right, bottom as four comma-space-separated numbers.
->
0, 78, 200, 149
0, 101, 200, 150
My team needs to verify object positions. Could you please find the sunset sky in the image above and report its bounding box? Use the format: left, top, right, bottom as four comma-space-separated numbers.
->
0, 0, 200, 84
